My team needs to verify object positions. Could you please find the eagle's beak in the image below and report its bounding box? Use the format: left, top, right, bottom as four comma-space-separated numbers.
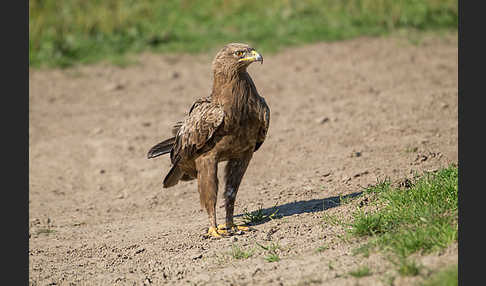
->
239, 50, 263, 64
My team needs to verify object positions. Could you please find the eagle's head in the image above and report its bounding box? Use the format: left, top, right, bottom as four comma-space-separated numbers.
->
212, 43, 263, 76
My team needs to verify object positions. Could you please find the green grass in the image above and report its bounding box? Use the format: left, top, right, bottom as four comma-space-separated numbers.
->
242, 205, 281, 226
30, 0, 458, 68
421, 264, 457, 286
225, 242, 283, 262
321, 212, 345, 226
405, 146, 419, 153
257, 242, 281, 262
316, 244, 329, 253
229, 244, 254, 260
35, 228, 56, 235
349, 265, 372, 278
264, 253, 281, 263
396, 258, 421, 276
350, 165, 458, 258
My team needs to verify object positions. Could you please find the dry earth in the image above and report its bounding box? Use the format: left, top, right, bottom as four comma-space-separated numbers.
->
29, 33, 458, 286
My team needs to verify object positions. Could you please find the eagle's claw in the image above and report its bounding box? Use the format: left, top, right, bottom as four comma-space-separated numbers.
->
218, 223, 250, 232
205, 226, 226, 238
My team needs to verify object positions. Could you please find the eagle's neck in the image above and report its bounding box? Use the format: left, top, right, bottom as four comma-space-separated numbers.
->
211, 70, 256, 103
211, 70, 259, 122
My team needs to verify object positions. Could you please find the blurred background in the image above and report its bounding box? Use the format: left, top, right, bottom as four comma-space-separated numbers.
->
29, 0, 457, 68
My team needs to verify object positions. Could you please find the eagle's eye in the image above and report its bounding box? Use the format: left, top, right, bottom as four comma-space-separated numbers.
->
234, 51, 244, 57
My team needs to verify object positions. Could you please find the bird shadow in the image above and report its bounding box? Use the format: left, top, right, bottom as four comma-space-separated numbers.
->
234, 191, 363, 227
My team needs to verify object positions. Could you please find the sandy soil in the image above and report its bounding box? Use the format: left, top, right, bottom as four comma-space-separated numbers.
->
29, 33, 458, 285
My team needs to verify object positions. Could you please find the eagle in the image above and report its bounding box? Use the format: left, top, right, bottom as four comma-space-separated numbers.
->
147, 43, 270, 238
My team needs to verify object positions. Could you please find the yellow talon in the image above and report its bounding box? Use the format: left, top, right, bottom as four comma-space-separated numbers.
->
207, 226, 223, 238
217, 224, 226, 230
238, 225, 250, 231
217, 223, 250, 232
207, 226, 231, 238
206, 224, 251, 238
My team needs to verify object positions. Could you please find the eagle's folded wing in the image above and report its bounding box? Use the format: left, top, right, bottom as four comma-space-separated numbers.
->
255, 97, 270, 152
171, 99, 225, 163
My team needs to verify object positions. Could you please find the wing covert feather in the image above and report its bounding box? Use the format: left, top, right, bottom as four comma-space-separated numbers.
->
171, 98, 224, 161
255, 97, 270, 151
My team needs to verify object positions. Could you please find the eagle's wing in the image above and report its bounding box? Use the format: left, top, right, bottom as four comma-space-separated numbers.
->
170, 97, 225, 163
171, 121, 183, 136
255, 97, 270, 152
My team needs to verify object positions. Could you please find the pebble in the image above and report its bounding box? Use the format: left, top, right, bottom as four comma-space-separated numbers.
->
315, 116, 330, 124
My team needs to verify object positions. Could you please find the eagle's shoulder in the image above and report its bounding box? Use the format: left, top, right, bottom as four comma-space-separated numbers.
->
188, 96, 212, 114
170, 96, 217, 136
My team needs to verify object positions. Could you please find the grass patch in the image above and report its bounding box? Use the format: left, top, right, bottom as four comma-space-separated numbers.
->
395, 258, 421, 277
405, 146, 419, 153
349, 265, 372, 278
36, 228, 56, 235
229, 244, 254, 260
352, 244, 371, 258
421, 264, 457, 286
321, 213, 344, 226
257, 242, 281, 263
316, 244, 329, 253
351, 211, 389, 236
264, 253, 280, 263
349, 165, 458, 258
30, 0, 458, 68
242, 205, 281, 226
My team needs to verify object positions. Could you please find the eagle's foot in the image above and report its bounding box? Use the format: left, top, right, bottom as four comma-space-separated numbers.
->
206, 226, 229, 238
205, 224, 251, 238
217, 223, 250, 233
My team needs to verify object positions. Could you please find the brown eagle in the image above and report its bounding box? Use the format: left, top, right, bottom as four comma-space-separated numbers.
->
147, 43, 270, 238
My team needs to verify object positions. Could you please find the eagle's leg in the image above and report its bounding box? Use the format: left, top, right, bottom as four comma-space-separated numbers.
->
196, 155, 225, 238
218, 153, 253, 233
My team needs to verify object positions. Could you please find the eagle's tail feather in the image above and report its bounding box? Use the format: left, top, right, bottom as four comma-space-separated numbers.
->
163, 164, 183, 188
147, 137, 175, 159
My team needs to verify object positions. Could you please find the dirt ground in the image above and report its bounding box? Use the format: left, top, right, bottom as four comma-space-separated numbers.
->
29, 33, 458, 286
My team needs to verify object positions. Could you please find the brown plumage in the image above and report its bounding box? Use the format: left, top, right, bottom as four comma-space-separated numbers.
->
147, 43, 270, 237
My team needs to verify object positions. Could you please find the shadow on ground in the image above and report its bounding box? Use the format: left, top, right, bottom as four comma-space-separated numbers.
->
234, 191, 363, 226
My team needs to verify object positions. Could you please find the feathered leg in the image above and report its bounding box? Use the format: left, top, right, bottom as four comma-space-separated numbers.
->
195, 155, 222, 237
218, 152, 253, 233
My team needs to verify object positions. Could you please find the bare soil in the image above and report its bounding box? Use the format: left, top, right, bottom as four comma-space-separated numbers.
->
29, 33, 458, 286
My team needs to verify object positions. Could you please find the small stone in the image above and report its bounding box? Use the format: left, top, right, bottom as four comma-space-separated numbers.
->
342, 176, 351, 183
351, 151, 362, 157
353, 170, 369, 178
316, 116, 330, 124
143, 277, 152, 285
399, 178, 413, 189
